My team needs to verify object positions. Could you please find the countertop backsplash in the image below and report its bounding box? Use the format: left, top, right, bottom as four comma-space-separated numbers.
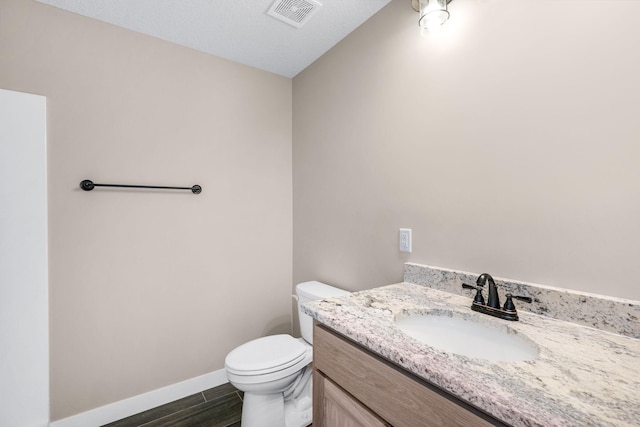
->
404, 263, 640, 339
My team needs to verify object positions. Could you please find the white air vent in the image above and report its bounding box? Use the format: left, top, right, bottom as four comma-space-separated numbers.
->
267, 0, 322, 29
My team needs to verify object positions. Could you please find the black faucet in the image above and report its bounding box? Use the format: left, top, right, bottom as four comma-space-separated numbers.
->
462, 273, 532, 321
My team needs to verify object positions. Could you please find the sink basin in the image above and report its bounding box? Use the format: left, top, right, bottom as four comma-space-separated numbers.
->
395, 310, 539, 362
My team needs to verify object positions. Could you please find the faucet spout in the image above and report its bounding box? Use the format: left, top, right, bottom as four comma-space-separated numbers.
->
477, 273, 500, 309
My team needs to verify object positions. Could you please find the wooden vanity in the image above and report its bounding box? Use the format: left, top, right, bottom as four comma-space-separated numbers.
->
313, 322, 506, 426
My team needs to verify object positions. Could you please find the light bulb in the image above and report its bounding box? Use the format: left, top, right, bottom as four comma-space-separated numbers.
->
418, 0, 450, 31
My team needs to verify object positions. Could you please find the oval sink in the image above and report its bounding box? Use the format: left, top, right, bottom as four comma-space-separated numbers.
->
395, 310, 539, 362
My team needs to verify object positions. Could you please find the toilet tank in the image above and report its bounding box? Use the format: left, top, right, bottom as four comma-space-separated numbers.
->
296, 281, 349, 345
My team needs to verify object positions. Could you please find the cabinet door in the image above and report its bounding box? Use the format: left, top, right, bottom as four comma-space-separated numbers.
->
314, 370, 389, 427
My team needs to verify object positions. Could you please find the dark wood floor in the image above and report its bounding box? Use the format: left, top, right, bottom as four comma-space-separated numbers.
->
102, 383, 242, 427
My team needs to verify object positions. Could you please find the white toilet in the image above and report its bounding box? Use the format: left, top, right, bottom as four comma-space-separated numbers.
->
225, 281, 348, 427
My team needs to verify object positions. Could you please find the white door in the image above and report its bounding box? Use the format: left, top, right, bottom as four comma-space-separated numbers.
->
0, 88, 49, 427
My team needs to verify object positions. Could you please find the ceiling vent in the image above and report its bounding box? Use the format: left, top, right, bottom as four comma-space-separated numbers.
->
267, 0, 322, 29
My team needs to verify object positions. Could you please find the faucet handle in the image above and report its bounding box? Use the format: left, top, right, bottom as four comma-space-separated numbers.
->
462, 283, 485, 305
512, 294, 533, 303
503, 294, 517, 312
503, 293, 532, 313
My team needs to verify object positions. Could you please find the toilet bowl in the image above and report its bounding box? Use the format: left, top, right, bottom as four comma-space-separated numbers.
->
225, 281, 348, 427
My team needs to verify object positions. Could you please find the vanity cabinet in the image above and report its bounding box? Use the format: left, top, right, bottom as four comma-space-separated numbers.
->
312, 322, 507, 427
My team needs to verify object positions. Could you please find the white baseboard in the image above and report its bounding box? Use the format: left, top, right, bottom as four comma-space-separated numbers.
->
49, 369, 228, 427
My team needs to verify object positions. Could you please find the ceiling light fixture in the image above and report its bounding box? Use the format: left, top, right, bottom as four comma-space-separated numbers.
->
412, 0, 452, 32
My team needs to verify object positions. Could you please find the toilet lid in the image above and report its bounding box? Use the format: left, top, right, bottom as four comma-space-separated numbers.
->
225, 335, 308, 375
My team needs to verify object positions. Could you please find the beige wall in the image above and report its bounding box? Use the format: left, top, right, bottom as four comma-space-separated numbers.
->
0, 0, 292, 420
293, 0, 640, 301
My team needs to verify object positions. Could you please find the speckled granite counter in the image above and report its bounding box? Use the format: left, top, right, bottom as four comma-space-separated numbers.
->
303, 283, 640, 427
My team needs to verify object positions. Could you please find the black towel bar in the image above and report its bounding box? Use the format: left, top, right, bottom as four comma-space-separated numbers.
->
80, 179, 201, 194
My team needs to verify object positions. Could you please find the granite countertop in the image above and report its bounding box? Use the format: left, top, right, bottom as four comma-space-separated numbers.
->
303, 283, 640, 427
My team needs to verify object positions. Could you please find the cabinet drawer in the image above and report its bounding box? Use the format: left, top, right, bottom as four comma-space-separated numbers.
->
313, 323, 504, 427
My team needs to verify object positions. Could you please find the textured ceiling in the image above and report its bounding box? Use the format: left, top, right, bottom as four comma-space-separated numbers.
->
35, 0, 393, 78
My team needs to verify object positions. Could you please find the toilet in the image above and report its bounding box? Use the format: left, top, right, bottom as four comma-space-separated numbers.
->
225, 281, 348, 427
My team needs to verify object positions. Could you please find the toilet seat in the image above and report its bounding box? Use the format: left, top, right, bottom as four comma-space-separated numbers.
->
226, 335, 310, 377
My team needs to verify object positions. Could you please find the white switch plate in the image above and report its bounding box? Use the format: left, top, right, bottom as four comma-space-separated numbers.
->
399, 228, 412, 253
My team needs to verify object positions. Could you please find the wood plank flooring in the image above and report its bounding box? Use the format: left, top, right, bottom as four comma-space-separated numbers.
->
102, 383, 242, 427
